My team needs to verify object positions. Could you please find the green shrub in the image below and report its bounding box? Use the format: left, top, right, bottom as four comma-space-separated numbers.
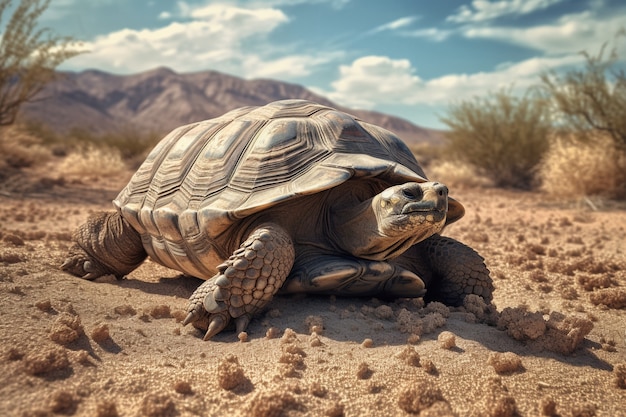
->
440, 89, 551, 189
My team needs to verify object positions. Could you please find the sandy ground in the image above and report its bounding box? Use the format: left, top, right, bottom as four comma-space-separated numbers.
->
1, 166, 625, 417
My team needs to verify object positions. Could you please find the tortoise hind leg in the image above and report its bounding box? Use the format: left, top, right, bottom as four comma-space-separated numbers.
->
61, 211, 147, 280
183, 223, 295, 340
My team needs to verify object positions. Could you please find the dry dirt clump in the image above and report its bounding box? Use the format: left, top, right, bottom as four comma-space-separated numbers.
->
149, 304, 172, 319
589, 288, 626, 309
91, 323, 111, 343
542, 312, 594, 355
216, 354, 247, 390
356, 362, 373, 380
49, 390, 80, 415
613, 363, 626, 389
49, 312, 84, 345
497, 307, 546, 340
539, 396, 557, 416
488, 352, 523, 374
472, 376, 516, 417
172, 380, 193, 395
396, 345, 421, 367
304, 315, 324, 333
278, 331, 308, 378
246, 389, 302, 417
22, 344, 70, 375
397, 308, 424, 335
437, 331, 456, 349
397, 376, 455, 415
138, 393, 176, 417
96, 401, 119, 417
497, 307, 593, 354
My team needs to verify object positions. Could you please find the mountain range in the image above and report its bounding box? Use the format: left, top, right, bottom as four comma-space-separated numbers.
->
21, 67, 445, 146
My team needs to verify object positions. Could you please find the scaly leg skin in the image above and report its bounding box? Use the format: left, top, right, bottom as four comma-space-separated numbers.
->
420, 234, 493, 305
183, 223, 295, 340
61, 211, 147, 280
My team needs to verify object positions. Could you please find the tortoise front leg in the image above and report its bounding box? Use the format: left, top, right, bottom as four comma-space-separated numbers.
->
183, 223, 295, 340
61, 211, 147, 280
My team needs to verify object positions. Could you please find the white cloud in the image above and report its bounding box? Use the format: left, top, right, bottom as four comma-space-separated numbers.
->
63, 3, 337, 79
463, 9, 626, 55
402, 28, 453, 42
320, 53, 584, 110
371, 16, 419, 34
447, 0, 565, 23
325, 56, 422, 108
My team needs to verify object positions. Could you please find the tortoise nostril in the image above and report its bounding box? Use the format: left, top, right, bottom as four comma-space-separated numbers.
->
434, 184, 448, 197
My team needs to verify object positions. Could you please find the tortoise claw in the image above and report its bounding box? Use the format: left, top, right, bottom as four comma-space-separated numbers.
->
235, 314, 251, 335
182, 311, 198, 327
204, 314, 230, 341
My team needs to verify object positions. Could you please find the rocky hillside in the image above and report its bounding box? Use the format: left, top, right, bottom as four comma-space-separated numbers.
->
21, 67, 444, 146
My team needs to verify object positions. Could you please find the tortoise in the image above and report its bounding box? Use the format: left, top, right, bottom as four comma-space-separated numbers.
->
61, 99, 492, 340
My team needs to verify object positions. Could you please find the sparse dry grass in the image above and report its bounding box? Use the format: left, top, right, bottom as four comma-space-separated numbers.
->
539, 135, 626, 199
57, 145, 127, 179
0, 125, 51, 177
427, 159, 492, 190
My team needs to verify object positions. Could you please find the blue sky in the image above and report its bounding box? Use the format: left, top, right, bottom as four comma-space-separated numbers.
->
36, 0, 626, 128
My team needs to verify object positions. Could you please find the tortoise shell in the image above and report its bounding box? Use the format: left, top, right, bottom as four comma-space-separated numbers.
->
113, 99, 463, 279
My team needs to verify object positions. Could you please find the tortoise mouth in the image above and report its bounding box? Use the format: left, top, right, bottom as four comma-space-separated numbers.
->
401, 201, 445, 215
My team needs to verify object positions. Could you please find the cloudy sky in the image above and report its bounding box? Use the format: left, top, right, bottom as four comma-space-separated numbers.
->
38, 0, 626, 128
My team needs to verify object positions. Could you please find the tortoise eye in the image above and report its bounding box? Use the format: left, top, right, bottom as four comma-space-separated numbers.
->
402, 188, 422, 200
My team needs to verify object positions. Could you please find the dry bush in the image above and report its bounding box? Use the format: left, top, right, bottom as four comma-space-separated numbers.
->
0, 124, 51, 178
440, 88, 551, 189
427, 159, 492, 189
67, 126, 161, 165
539, 135, 626, 199
541, 34, 626, 151
57, 145, 127, 179
410, 142, 445, 168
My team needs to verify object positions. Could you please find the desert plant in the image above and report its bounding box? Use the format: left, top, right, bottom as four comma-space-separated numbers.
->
540, 31, 626, 150
440, 88, 551, 189
57, 144, 127, 179
539, 133, 626, 200
0, 0, 82, 126
66, 126, 161, 165
0, 123, 50, 176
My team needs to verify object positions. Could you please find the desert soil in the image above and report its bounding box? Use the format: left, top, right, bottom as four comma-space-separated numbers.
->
0, 165, 625, 417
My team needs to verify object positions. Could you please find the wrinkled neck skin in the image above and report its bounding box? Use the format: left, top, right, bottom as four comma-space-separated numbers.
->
330, 185, 446, 261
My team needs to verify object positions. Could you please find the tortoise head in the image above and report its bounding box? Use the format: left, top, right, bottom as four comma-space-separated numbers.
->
334, 181, 461, 261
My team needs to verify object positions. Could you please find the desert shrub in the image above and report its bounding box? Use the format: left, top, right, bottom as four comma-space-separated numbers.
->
541, 33, 626, 151
539, 134, 626, 199
440, 89, 551, 189
67, 126, 160, 163
0, 124, 50, 177
409, 142, 446, 169
426, 159, 492, 189
57, 145, 126, 179
0, 0, 82, 126
20, 121, 161, 166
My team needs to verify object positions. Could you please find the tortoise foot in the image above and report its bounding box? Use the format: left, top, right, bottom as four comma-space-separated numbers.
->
183, 223, 295, 340
61, 243, 116, 280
